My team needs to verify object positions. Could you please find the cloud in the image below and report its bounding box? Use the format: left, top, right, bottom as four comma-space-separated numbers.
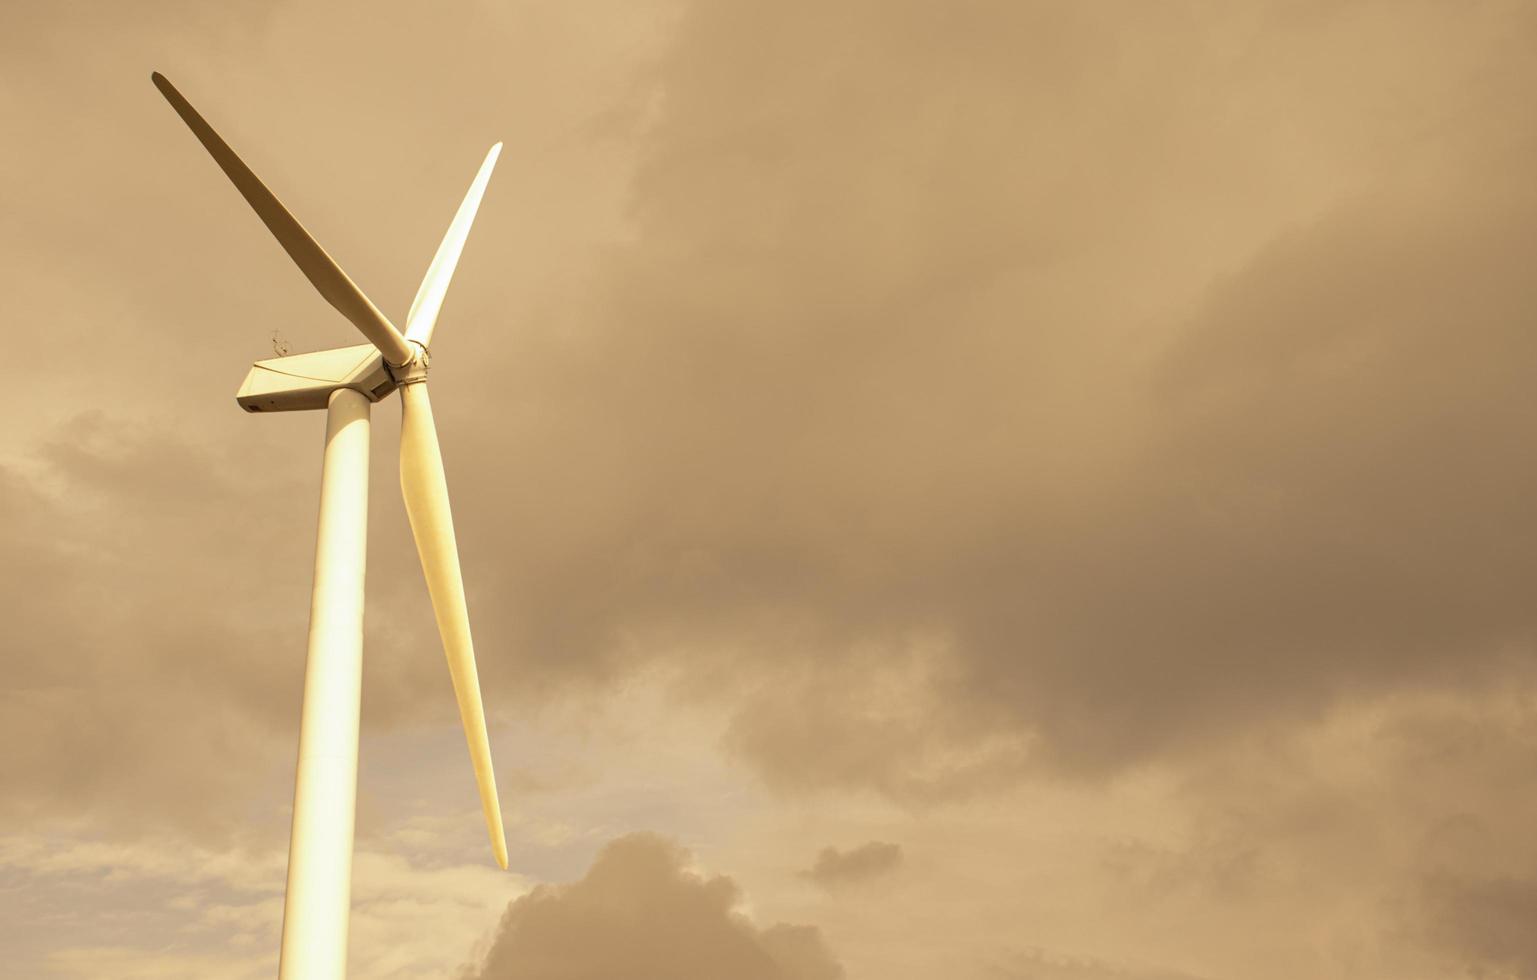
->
467, 832, 842, 980
44, 946, 269, 980
427, 0, 1537, 799
991, 948, 1211, 980
1419, 873, 1537, 980
0, 418, 311, 839
1085, 685, 1537, 977
801, 841, 903, 889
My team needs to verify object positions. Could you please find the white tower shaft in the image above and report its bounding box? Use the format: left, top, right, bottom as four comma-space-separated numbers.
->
278, 387, 371, 980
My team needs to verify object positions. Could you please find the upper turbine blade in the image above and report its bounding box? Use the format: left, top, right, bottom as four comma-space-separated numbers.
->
405, 143, 503, 350
150, 72, 414, 366
397, 382, 509, 870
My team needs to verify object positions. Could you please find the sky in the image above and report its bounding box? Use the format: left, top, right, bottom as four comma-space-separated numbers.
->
3, 0, 1537, 977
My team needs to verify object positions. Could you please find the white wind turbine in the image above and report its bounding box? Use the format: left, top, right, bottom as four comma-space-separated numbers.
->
152, 72, 508, 979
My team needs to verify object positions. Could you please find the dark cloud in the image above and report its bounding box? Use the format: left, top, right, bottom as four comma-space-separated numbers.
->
1420, 873, 1537, 979
949, 190, 1537, 774
467, 833, 842, 980
801, 841, 903, 889
0, 418, 304, 838
433, 0, 1537, 796
1395, 699, 1537, 977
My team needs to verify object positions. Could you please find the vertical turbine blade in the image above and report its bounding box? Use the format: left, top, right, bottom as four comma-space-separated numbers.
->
405, 143, 503, 350
397, 382, 509, 870
150, 72, 414, 366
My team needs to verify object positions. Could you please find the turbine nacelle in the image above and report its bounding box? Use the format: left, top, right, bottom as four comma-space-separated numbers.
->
236, 341, 433, 413
237, 344, 395, 413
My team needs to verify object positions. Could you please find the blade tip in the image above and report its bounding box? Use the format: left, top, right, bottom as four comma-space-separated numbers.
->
150, 71, 178, 103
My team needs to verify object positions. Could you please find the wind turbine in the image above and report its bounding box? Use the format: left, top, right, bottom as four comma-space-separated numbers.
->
151, 72, 507, 979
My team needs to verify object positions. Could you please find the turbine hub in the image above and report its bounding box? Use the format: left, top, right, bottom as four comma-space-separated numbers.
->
391, 343, 431, 386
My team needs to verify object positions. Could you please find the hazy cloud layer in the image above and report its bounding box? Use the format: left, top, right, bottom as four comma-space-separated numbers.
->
468, 833, 842, 980
1, 829, 519, 980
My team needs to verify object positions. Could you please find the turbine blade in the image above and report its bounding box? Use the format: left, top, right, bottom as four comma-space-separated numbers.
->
397, 381, 508, 870
150, 72, 414, 366
405, 143, 502, 350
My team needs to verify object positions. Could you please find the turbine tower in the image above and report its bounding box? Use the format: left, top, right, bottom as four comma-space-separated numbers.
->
151, 72, 507, 979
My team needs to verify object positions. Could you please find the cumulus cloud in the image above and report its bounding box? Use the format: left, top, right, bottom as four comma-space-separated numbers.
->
467, 833, 842, 980
0, 829, 517, 980
801, 841, 903, 889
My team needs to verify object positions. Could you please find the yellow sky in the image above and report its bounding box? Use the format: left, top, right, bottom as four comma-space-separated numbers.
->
4, 1, 1537, 978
